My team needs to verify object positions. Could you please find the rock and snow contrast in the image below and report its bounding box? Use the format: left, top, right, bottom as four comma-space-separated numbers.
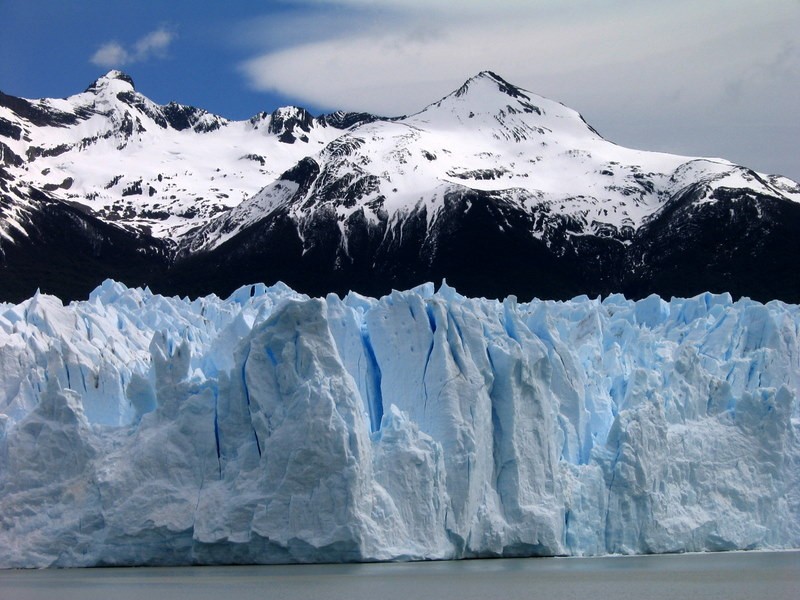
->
0, 70, 365, 239
2, 71, 800, 303
182, 72, 789, 252
0, 280, 797, 567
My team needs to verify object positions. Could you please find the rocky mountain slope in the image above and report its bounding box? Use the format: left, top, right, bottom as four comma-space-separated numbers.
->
1, 70, 799, 302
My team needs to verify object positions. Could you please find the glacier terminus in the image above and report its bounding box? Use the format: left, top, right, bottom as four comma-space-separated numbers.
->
0, 280, 797, 567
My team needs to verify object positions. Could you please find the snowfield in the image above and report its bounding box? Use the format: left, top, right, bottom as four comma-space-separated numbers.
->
0, 280, 797, 567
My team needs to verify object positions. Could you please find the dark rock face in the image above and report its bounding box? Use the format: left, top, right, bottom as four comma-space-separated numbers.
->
622, 187, 800, 303
163, 102, 223, 133
3, 160, 797, 305
0, 91, 79, 128
84, 70, 135, 91
157, 189, 788, 304
320, 111, 380, 129
159, 174, 800, 304
0, 142, 24, 167
0, 117, 22, 141
0, 189, 170, 304
268, 107, 315, 143
1, 183, 798, 305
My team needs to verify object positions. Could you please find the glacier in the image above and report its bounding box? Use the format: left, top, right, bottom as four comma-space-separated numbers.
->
0, 280, 798, 567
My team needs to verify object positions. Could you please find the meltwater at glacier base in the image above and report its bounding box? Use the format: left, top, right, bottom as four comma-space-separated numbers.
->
0, 280, 797, 568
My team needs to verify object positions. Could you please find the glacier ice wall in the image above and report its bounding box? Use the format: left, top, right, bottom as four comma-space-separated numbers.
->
0, 280, 798, 567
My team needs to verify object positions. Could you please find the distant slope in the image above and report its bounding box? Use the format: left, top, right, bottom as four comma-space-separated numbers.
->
0, 185, 169, 303
169, 73, 800, 302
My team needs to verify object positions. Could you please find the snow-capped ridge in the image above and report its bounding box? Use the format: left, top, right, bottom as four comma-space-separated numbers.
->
2, 70, 800, 303
0, 73, 359, 238
453, 70, 528, 99
84, 69, 136, 93
181, 69, 800, 266
409, 70, 596, 139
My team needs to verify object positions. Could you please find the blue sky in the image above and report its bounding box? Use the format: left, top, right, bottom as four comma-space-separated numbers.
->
2, 0, 799, 180
0, 1, 304, 119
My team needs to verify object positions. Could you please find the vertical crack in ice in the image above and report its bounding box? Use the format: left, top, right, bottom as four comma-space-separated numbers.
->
78, 365, 88, 392
490, 398, 504, 493
422, 339, 434, 413
747, 361, 758, 392
193, 470, 205, 535
425, 301, 437, 334
564, 509, 572, 550
240, 345, 262, 458
447, 308, 468, 377
213, 387, 222, 479
360, 324, 383, 433
502, 303, 520, 343
421, 300, 438, 411
293, 332, 300, 375
266, 348, 278, 366
603, 428, 624, 552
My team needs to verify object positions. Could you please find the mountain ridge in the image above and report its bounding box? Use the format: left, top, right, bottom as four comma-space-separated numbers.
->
1, 70, 799, 303
0, 70, 377, 240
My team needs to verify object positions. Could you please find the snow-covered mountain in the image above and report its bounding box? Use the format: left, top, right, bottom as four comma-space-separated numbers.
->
1, 70, 799, 302
172, 72, 800, 303
0, 70, 372, 239
184, 72, 799, 252
0, 280, 797, 566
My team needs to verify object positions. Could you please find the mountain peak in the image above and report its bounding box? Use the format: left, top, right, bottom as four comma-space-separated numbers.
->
410, 71, 599, 142
455, 71, 526, 99
84, 70, 135, 94
411, 71, 536, 120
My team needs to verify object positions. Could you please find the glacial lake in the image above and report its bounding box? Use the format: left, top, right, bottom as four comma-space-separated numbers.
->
1, 550, 797, 600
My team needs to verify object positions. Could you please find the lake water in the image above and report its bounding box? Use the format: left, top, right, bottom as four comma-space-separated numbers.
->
1, 550, 797, 600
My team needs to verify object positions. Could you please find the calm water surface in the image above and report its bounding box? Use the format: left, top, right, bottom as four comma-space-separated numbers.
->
1, 551, 797, 600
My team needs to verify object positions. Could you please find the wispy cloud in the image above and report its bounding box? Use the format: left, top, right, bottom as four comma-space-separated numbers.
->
90, 27, 175, 68
237, 0, 799, 117
133, 28, 174, 58
90, 42, 130, 68
233, 0, 800, 178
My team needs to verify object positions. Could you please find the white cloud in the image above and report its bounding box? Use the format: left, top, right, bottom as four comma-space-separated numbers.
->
90, 42, 130, 68
134, 29, 174, 58
90, 27, 175, 68
237, 0, 800, 178
240, 0, 796, 114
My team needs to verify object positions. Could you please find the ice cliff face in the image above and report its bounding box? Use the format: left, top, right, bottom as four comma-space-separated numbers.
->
0, 280, 798, 567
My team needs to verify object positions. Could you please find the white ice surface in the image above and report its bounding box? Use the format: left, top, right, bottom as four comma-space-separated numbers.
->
0, 280, 798, 567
